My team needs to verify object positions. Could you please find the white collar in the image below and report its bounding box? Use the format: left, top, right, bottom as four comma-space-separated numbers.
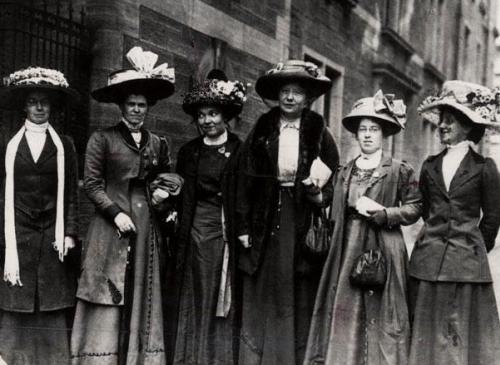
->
280, 116, 301, 130
446, 140, 473, 150
356, 148, 383, 169
121, 117, 143, 132
204, 129, 228, 146
25, 119, 49, 133
360, 148, 383, 161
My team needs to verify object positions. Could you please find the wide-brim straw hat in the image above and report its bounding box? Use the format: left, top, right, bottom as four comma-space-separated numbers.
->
255, 60, 332, 100
0, 67, 80, 110
342, 90, 406, 136
418, 80, 500, 129
182, 70, 247, 119
91, 46, 175, 104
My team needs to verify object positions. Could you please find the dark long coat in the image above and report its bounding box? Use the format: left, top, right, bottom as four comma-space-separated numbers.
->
76, 122, 171, 305
410, 148, 500, 282
0, 129, 79, 312
304, 155, 422, 365
235, 107, 339, 276
165, 132, 242, 363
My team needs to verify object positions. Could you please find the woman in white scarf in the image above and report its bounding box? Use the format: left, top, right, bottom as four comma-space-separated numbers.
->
0, 67, 80, 364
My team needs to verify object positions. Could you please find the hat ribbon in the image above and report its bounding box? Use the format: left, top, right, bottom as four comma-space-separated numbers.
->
126, 46, 175, 82
373, 90, 406, 128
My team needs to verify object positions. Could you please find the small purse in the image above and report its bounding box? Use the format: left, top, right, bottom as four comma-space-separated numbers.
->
304, 208, 333, 256
349, 227, 387, 289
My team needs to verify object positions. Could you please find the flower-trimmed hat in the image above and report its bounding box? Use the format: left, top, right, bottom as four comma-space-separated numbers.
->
182, 70, 247, 119
342, 90, 406, 136
419, 80, 500, 128
255, 60, 332, 100
91, 46, 175, 105
0, 67, 80, 110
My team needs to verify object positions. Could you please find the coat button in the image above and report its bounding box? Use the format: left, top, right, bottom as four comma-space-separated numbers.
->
367, 290, 374, 296
370, 318, 376, 325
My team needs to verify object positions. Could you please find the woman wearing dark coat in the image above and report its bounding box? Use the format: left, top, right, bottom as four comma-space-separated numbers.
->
304, 91, 421, 365
409, 81, 500, 365
236, 60, 339, 365
71, 47, 177, 365
171, 70, 247, 365
0, 67, 80, 364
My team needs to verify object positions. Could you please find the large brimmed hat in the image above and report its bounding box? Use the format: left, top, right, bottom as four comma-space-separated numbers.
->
255, 60, 332, 100
418, 80, 500, 129
91, 46, 175, 104
182, 70, 247, 119
342, 90, 406, 136
0, 67, 79, 110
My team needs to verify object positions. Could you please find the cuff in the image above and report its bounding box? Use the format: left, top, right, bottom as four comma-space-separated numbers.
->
384, 207, 399, 228
103, 203, 123, 221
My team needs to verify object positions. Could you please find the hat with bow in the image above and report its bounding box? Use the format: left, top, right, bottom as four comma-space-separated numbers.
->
0, 67, 80, 110
255, 60, 332, 100
91, 46, 175, 105
342, 90, 406, 136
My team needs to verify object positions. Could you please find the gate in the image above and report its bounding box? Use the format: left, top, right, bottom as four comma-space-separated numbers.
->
0, 0, 91, 158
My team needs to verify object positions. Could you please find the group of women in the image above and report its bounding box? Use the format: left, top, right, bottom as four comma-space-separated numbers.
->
0, 45, 499, 365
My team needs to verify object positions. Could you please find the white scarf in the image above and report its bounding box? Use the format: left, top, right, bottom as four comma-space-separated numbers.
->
4, 124, 65, 286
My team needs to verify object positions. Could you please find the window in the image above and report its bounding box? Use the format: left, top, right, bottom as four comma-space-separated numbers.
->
303, 48, 344, 143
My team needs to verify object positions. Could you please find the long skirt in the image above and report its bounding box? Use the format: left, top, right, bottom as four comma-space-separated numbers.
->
239, 188, 319, 365
322, 216, 410, 365
0, 308, 70, 364
409, 278, 500, 365
71, 188, 165, 365
173, 199, 234, 364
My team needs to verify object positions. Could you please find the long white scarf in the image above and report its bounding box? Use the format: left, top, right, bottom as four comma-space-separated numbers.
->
4, 124, 65, 286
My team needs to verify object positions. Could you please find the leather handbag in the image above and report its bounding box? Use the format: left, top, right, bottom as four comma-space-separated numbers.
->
304, 208, 333, 256
349, 227, 387, 289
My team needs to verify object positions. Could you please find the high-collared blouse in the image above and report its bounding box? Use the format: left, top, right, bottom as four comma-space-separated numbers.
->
442, 140, 473, 191
278, 117, 300, 185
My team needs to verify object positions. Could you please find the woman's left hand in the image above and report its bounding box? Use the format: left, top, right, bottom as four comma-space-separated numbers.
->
152, 188, 170, 206
64, 236, 76, 257
366, 209, 387, 226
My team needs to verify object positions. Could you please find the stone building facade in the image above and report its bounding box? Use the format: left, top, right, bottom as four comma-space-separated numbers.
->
0, 0, 498, 228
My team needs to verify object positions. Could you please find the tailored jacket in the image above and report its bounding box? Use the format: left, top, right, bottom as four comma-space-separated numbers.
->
77, 122, 170, 305
235, 107, 340, 276
410, 148, 500, 283
0, 129, 79, 312
304, 155, 422, 364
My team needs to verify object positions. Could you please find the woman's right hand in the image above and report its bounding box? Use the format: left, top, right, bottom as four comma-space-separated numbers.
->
238, 234, 252, 248
114, 212, 136, 235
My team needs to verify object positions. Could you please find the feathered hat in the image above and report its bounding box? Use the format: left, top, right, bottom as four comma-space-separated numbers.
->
0, 67, 79, 110
182, 69, 247, 119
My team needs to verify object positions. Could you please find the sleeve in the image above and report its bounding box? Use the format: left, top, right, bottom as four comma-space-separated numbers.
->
385, 161, 423, 227
64, 136, 80, 238
83, 131, 122, 221
318, 128, 340, 207
234, 130, 256, 237
479, 158, 500, 252
158, 135, 172, 174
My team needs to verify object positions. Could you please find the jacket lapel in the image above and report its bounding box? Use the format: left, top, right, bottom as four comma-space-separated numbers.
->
16, 135, 37, 168
360, 155, 391, 197
425, 150, 448, 197
448, 150, 481, 194
36, 134, 57, 166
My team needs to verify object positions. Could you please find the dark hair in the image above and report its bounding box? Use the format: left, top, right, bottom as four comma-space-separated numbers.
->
441, 106, 485, 143
191, 104, 231, 123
